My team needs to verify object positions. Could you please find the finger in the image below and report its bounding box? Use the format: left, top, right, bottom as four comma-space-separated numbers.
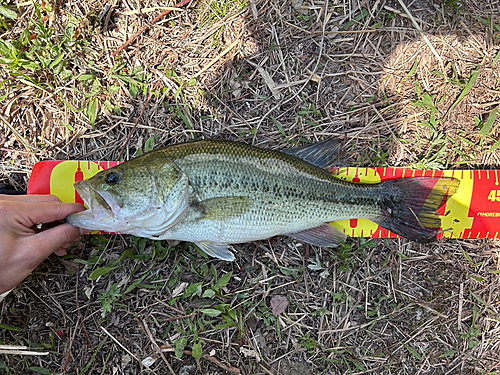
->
0, 194, 61, 203
24, 202, 87, 225
54, 248, 67, 256
30, 224, 82, 259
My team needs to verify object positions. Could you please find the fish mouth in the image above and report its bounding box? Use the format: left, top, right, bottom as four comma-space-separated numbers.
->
66, 180, 116, 228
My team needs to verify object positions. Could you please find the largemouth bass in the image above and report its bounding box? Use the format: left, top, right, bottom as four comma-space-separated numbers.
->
66, 139, 460, 261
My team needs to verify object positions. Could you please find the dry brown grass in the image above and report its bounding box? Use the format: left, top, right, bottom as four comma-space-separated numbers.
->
1, 0, 500, 374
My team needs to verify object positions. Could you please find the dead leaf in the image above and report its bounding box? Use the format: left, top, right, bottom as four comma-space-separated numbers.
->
240, 347, 261, 362
281, 360, 313, 375
84, 285, 93, 300
270, 295, 288, 316
121, 354, 131, 367
171, 282, 188, 298
257, 67, 282, 100
58, 259, 81, 275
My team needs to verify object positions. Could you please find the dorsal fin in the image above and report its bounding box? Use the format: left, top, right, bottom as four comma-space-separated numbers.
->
281, 139, 345, 169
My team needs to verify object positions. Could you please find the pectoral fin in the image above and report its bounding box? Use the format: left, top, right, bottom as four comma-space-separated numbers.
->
197, 196, 253, 220
195, 241, 235, 261
287, 224, 347, 247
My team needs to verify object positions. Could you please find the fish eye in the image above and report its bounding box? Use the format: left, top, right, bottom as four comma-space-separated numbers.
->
105, 172, 120, 185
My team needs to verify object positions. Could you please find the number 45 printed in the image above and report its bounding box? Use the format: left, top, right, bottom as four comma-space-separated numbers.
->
487, 190, 500, 202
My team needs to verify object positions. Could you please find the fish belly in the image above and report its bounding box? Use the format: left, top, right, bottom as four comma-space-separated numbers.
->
161, 189, 382, 244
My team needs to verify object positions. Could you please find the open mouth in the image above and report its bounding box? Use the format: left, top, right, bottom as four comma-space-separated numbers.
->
74, 180, 91, 208
73, 181, 114, 221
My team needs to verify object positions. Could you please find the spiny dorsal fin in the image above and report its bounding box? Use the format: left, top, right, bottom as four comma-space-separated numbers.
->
287, 223, 347, 247
281, 139, 345, 170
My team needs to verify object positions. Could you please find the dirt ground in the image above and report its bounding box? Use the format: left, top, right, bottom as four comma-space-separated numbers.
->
1, 0, 500, 374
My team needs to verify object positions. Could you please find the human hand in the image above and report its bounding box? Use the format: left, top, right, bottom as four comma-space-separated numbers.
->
0, 194, 87, 294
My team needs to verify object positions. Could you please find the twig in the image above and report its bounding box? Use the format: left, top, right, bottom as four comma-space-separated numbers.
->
112, 0, 193, 58
487, 361, 500, 373
192, 39, 240, 79
0, 345, 49, 356
0, 147, 31, 155
395, 0, 444, 71
117, 80, 162, 160
258, 363, 276, 375
249, 0, 258, 20
123, 7, 181, 16
162, 312, 196, 323
0, 113, 36, 153
458, 282, 464, 330
161, 348, 241, 374
102, 0, 118, 33
101, 326, 141, 363
252, 0, 328, 141
75, 257, 94, 351
198, 351, 241, 375
136, 318, 176, 375
62, 317, 80, 374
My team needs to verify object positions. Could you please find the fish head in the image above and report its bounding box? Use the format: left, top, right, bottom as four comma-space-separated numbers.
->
66, 155, 190, 236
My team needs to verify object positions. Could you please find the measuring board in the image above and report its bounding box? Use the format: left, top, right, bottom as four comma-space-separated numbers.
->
27, 160, 500, 239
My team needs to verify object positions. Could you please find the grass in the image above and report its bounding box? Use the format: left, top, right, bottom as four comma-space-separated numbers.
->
1, 0, 500, 374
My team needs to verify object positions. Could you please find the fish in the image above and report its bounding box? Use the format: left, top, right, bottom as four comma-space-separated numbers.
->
66, 139, 460, 261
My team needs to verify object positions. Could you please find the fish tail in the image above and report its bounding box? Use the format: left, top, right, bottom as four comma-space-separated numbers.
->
374, 177, 460, 242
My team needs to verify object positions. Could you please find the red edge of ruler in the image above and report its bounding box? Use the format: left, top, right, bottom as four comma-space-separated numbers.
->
27, 161, 500, 239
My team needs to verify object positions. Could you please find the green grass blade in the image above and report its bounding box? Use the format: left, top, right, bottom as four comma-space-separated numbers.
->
0, 323, 22, 331
493, 49, 500, 67
439, 350, 457, 358
405, 345, 422, 360
270, 115, 286, 137
87, 97, 98, 128
80, 340, 106, 374
404, 59, 419, 82
479, 107, 498, 137
490, 138, 500, 151
445, 70, 479, 117
0, 4, 17, 19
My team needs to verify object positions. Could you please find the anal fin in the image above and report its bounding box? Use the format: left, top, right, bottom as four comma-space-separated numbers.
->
195, 241, 235, 261
287, 224, 347, 247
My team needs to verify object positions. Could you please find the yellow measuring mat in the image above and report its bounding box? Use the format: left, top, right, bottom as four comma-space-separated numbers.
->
27, 161, 499, 239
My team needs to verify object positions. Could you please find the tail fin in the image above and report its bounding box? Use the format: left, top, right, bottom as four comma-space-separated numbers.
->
374, 177, 460, 242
